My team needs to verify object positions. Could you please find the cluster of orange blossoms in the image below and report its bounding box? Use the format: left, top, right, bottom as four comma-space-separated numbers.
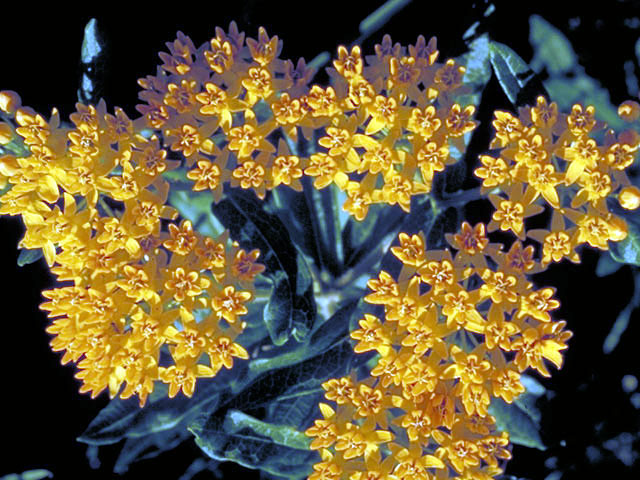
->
135, 24, 477, 219
1, 20, 640, 480
305, 226, 572, 480
304, 98, 640, 479
477, 97, 640, 264
0, 93, 264, 406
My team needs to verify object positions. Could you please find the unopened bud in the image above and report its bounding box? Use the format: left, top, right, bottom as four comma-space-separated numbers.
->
0, 122, 12, 145
619, 186, 640, 210
0, 154, 19, 177
618, 129, 640, 149
0, 90, 21, 114
607, 215, 628, 242
618, 100, 640, 122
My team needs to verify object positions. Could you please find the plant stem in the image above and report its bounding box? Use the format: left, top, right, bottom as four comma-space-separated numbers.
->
437, 186, 484, 210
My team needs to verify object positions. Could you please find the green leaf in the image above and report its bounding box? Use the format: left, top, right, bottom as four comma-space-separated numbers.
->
595, 252, 623, 277
268, 185, 322, 270
0, 471, 53, 480
529, 15, 577, 75
79, 301, 356, 448
189, 409, 316, 480
266, 379, 325, 429
169, 188, 224, 238
610, 227, 640, 267
341, 204, 404, 270
456, 33, 492, 106
78, 370, 233, 446
17, 248, 43, 267
527, 14, 625, 130
489, 41, 546, 107
113, 427, 191, 474
489, 396, 545, 450
187, 303, 364, 475
77, 18, 105, 104
213, 187, 316, 345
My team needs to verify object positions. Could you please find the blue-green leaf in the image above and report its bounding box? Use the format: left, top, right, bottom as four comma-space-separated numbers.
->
78, 369, 234, 446
489, 41, 546, 107
595, 252, 623, 277
113, 426, 191, 474
0, 471, 53, 480
489, 396, 545, 450
77, 18, 106, 104
456, 33, 492, 107
213, 187, 316, 345
17, 248, 43, 267
529, 14, 577, 76
169, 188, 224, 238
609, 204, 640, 267
189, 409, 316, 480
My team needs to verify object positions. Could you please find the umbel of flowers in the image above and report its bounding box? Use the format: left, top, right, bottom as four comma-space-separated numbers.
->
0, 95, 264, 406
0, 20, 639, 480
0, 23, 480, 408
305, 226, 571, 480
135, 24, 477, 219
477, 96, 638, 260
304, 96, 640, 480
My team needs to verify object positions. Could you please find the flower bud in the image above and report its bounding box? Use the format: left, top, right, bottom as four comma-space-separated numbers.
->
607, 215, 628, 242
0, 90, 21, 114
0, 154, 19, 176
618, 100, 640, 122
0, 122, 13, 145
619, 185, 640, 210
618, 129, 640, 149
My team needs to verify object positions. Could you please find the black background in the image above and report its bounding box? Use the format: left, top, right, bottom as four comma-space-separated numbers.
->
1, 1, 639, 478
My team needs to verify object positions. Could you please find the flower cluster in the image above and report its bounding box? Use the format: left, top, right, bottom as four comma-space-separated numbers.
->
476, 97, 640, 266
305, 228, 571, 479
0, 93, 263, 406
136, 23, 477, 219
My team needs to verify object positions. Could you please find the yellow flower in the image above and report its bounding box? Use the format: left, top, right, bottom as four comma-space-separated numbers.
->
491, 111, 523, 148
211, 285, 252, 323
365, 95, 398, 135
406, 105, 441, 139
164, 220, 198, 255
350, 314, 391, 355
391, 232, 426, 267
517, 288, 560, 322
208, 336, 249, 371
619, 185, 640, 210
475, 155, 509, 189
333, 45, 363, 78
445, 104, 477, 137
159, 359, 215, 398
530, 95, 558, 129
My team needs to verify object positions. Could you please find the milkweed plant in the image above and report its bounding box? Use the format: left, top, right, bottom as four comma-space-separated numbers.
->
1, 5, 640, 480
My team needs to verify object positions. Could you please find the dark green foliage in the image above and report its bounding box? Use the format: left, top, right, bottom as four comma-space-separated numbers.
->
489, 41, 547, 107
213, 186, 317, 345
16, 248, 43, 267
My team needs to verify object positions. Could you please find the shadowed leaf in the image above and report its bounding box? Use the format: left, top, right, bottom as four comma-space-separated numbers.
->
213, 187, 316, 345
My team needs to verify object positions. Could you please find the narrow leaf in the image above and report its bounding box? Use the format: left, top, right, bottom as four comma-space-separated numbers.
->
489, 41, 546, 107
190, 409, 316, 479
489, 397, 545, 450
17, 248, 43, 267
213, 187, 316, 345
77, 18, 106, 104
